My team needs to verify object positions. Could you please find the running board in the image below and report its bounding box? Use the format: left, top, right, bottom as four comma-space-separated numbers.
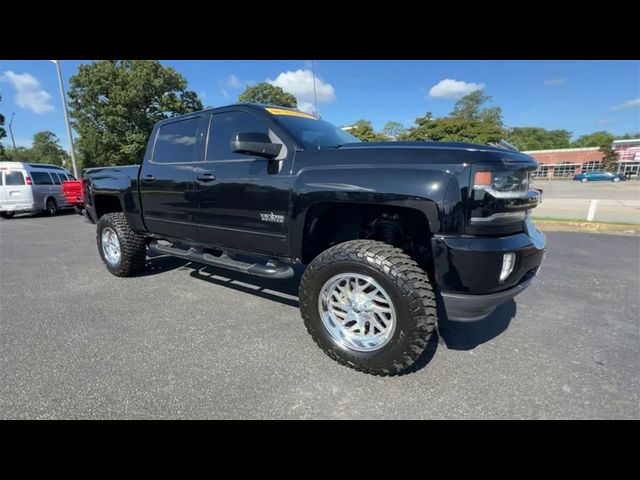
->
148, 241, 294, 279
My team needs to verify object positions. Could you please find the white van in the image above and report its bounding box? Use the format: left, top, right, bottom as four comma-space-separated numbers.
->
0, 162, 76, 219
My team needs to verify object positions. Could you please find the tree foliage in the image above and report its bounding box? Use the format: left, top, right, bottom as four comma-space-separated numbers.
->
238, 83, 297, 108
350, 120, 388, 142
67, 60, 203, 167
404, 117, 504, 144
29, 131, 69, 166
506, 127, 572, 151
450, 91, 503, 127
572, 131, 615, 148
0, 95, 7, 160
381, 121, 406, 140
599, 144, 618, 172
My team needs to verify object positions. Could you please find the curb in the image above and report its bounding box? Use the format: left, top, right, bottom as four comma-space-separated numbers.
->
533, 219, 640, 236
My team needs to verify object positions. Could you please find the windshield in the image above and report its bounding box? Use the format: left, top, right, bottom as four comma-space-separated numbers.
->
270, 114, 361, 149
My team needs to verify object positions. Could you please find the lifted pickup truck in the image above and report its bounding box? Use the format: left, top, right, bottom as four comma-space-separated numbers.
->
78, 104, 545, 376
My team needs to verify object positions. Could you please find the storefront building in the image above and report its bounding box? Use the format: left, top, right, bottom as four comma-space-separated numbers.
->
525, 138, 640, 178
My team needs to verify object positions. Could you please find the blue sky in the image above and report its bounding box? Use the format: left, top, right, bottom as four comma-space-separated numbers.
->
1, 60, 638, 150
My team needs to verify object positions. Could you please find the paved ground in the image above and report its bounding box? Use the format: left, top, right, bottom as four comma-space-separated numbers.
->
1, 213, 638, 419
531, 179, 640, 223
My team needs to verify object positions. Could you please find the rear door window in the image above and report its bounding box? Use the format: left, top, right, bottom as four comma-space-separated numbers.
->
50, 172, 62, 185
153, 117, 201, 163
31, 171, 54, 185
5, 171, 26, 185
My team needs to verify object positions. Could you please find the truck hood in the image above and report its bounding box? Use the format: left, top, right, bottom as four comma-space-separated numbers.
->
335, 141, 534, 161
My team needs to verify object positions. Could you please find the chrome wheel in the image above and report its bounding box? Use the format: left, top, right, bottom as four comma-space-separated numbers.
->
101, 227, 121, 267
318, 273, 396, 352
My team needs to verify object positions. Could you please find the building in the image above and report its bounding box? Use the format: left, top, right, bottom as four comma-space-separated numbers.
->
525, 138, 640, 178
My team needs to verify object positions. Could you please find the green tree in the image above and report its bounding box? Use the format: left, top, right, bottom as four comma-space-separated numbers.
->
506, 127, 572, 150
0, 94, 7, 160
68, 60, 203, 167
615, 132, 640, 140
29, 131, 69, 166
450, 91, 503, 127
572, 131, 614, 148
599, 144, 618, 172
349, 120, 387, 142
404, 117, 504, 144
6, 147, 33, 163
238, 83, 297, 108
381, 121, 406, 140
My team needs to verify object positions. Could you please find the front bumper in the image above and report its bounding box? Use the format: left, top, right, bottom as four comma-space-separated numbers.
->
433, 218, 545, 321
0, 202, 37, 213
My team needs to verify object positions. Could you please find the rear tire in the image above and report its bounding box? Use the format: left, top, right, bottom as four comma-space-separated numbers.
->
46, 198, 58, 215
299, 240, 437, 376
0, 212, 15, 219
96, 212, 147, 277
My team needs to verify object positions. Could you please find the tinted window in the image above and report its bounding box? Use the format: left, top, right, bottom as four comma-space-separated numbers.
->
50, 172, 62, 185
5, 171, 26, 186
153, 117, 200, 163
207, 112, 268, 161
31, 171, 54, 185
55, 173, 67, 183
66, 173, 76, 180
270, 115, 360, 149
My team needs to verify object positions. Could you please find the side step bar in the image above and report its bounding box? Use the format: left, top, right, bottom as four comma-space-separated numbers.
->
148, 241, 294, 279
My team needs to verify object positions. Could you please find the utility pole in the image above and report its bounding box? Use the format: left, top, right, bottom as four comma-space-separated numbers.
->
51, 60, 79, 178
8, 112, 17, 150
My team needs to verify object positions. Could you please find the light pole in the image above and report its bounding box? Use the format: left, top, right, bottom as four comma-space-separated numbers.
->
8, 112, 17, 150
51, 60, 78, 177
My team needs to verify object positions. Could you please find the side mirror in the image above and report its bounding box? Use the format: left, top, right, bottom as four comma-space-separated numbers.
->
231, 132, 282, 159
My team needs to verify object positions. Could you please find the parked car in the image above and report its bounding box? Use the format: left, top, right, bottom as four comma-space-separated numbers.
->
0, 162, 76, 219
573, 171, 626, 183
74, 104, 546, 376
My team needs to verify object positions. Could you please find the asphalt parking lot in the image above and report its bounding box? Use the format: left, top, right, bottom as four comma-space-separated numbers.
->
1, 212, 638, 419
531, 179, 640, 224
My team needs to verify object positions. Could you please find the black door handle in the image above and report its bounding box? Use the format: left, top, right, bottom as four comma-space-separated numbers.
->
142, 174, 155, 182
197, 173, 216, 182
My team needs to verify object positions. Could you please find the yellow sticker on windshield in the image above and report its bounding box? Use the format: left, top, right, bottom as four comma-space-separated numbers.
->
265, 107, 317, 120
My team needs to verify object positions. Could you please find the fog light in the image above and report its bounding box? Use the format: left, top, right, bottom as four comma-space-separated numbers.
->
500, 253, 516, 282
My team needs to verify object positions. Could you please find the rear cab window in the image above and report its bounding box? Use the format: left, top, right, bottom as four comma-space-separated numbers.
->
152, 117, 202, 163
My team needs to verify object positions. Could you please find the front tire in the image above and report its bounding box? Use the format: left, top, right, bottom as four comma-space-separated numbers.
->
581, 178, 588, 183
0, 212, 15, 219
96, 212, 146, 277
613, 177, 620, 182
299, 240, 437, 376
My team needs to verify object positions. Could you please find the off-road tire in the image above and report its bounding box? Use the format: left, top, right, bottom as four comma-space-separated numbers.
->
96, 212, 146, 277
299, 239, 437, 376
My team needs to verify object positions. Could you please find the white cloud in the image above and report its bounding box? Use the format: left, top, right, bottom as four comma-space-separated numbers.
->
221, 88, 229, 100
227, 74, 243, 88
543, 77, 567, 86
597, 118, 616, 125
610, 98, 640, 111
198, 90, 207, 99
267, 69, 336, 114
1, 70, 54, 114
428, 78, 485, 99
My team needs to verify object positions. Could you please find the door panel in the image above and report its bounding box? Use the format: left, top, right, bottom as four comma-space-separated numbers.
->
195, 111, 292, 256
139, 115, 206, 242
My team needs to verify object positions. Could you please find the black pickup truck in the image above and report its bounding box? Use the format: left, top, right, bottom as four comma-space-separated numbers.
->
79, 104, 545, 376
